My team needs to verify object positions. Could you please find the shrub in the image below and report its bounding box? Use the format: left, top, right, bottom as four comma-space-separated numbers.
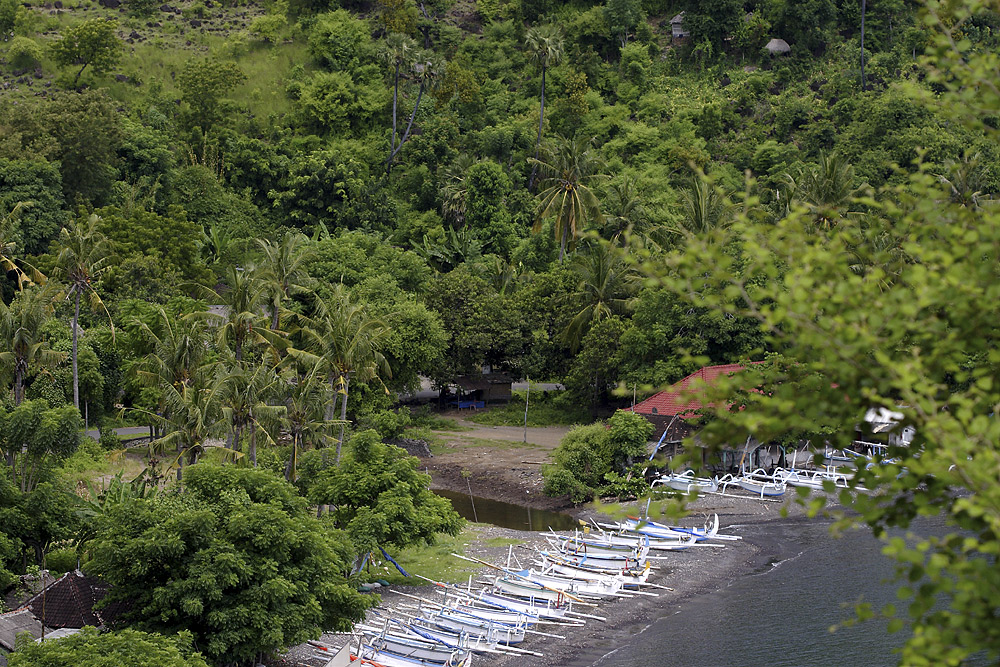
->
44, 547, 78, 574
7, 36, 42, 71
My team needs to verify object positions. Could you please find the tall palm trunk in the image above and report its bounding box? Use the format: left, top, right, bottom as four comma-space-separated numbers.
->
177, 443, 184, 481
529, 63, 547, 191
860, 0, 867, 89
559, 221, 568, 262
335, 374, 350, 465
72, 290, 80, 409
14, 361, 24, 405
249, 427, 257, 467
387, 62, 401, 175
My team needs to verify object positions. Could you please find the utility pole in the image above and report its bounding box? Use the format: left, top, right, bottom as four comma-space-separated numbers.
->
523, 378, 530, 443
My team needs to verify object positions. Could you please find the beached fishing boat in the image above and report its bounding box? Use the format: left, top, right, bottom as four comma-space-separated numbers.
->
359, 627, 474, 663
538, 548, 647, 571
774, 467, 851, 490
493, 568, 625, 598
536, 553, 652, 585
722, 470, 786, 497
419, 607, 529, 644
548, 535, 666, 558
651, 469, 720, 494
355, 637, 473, 667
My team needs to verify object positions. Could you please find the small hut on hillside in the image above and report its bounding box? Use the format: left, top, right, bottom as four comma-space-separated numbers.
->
765, 38, 791, 55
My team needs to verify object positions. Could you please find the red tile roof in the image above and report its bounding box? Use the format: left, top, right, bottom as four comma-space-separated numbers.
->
630, 363, 760, 419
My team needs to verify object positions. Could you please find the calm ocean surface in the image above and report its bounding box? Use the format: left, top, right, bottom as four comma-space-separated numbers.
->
597, 518, 905, 667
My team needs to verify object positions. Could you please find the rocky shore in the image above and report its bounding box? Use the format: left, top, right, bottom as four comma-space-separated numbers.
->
287, 492, 823, 667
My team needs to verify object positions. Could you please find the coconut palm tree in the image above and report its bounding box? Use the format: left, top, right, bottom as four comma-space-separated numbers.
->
281, 361, 342, 482
440, 154, 478, 226
781, 153, 866, 229
199, 266, 285, 363
132, 308, 211, 390
0, 284, 65, 405
147, 378, 225, 481
217, 358, 286, 467
293, 286, 391, 464
525, 24, 565, 190
0, 203, 45, 290
530, 134, 607, 262
255, 232, 315, 331
602, 177, 649, 244
561, 241, 639, 351
54, 213, 113, 410
673, 172, 732, 237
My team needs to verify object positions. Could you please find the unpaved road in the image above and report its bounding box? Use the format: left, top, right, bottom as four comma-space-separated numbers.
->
422, 413, 574, 509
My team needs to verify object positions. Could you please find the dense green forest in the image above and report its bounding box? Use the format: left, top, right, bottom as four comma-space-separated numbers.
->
2, 0, 1000, 662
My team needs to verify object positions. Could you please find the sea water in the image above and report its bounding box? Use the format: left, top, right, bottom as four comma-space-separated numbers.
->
600, 518, 905, 667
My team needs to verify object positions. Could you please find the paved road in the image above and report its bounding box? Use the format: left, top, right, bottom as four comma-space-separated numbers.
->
85, 426, 151, 442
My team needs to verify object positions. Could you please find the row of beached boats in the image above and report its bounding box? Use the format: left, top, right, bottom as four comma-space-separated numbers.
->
308, 515, 741, 667
652, 464, 857, 500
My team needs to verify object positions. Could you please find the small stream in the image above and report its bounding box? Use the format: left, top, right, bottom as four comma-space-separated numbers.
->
434, 489, 579, 531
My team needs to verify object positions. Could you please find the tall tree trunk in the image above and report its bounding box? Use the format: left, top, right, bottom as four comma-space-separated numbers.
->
386, 62, 400, 175
388, 82, 426, 173
176, 444, 184, 481
14, 363, 23, 405
270, 303, 280, 331
860, 0, 867, 90
529, 63, 547, 191
335, 375, 350, 465
559, 222, 568, 263
284, 436, 298, 481
250, 427, 257, 467
72, 289, 80, 410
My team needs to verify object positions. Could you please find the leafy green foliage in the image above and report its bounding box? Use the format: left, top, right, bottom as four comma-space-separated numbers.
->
302, 430, 463, 553
7, 36, 43, 70
88, 465, 372, 665
543, 410, 652, 503
177, 59, 247, 128
50, 18, 122, 86
9, 627, 209, 667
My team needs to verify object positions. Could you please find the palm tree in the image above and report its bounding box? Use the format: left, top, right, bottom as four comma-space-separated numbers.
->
148, 379, 225, 481
293, 286, 391, 464
938, 152, 992, 209
673, 172, 732, 237
132, 307, 212, 391
525, 24, 565, 190
0, 285, 65, 405
603, 177, 649, 243
561, 241, 639, 351
530, 134, 607, 262
217, 358, 286, 467
54, 213, 113, 410
440, 154, 478, 226
380, 33, 417, 175
781, 153, 866, 229
281, 361, 341, 482
0, 203, 45, 290
386, 50, 443, 174
199, 266, 284, 363
255, 232, 315, 331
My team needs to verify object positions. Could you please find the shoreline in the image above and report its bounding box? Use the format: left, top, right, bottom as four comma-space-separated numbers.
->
290, 492, 836, 667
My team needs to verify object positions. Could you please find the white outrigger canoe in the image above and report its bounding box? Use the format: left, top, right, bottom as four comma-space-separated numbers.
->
651, 469, 720, 494
720, 470, 786, 498
774, 466, 852, 490
536, 552, 653, 585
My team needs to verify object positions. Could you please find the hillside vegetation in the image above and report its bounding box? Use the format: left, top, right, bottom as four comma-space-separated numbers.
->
3, 0, 1000, 664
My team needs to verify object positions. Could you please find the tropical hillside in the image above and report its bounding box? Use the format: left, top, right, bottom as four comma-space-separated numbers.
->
2, 0, 1000, 663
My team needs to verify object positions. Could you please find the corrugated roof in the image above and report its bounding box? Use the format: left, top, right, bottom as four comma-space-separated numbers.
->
631, 363, 758, 419
0, 609, 43, 651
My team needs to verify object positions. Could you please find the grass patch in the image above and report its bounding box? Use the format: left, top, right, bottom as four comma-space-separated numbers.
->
484, 537, 523, 547
467, 390, 589, 427
373, 527, 481, 586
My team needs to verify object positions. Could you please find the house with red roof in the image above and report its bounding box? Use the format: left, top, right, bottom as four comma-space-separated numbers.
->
629, 362, 762, 445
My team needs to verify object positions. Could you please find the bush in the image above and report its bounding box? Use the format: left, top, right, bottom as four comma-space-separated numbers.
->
360, 407, 412, 440
125, 0, 158, 17
45, 547, 78, 574
7, 36, 42, 71
249, 13, 286, 43
98, 423, 122, 450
